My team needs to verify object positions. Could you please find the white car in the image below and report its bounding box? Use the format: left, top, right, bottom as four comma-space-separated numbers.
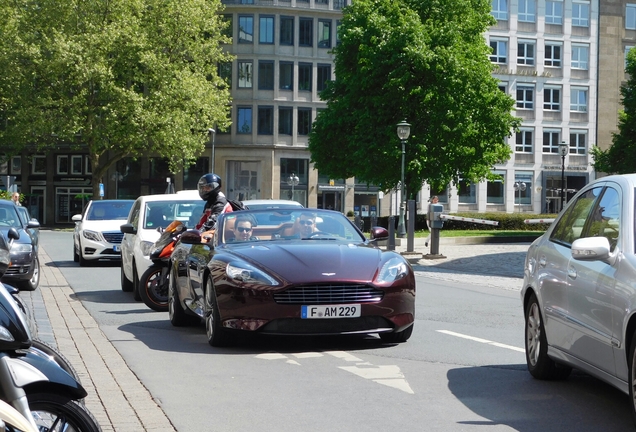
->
72, 199, 135, 266
119, 192, 202, 300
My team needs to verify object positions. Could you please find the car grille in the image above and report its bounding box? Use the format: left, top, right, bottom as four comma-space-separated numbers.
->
273, 284, 384, 305
103, 232, 124, 244
5, 265, 30, 275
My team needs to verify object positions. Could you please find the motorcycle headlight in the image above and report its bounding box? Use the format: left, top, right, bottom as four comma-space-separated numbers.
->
226, 262, 279, 286
82, 230, 102, 242
140, 241, 154, 256
10, 243, 32, 254
376, 256, 409, 283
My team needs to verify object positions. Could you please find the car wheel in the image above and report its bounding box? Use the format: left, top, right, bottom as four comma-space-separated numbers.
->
120, 264, 133, 292
379, 324, 413, 343
19, 256, 40, 291
73, 244, 79, 263
139, 265, 169, 312
132, 264, 141, 301
628, 332, 636, 426
168, 271, 198, 327
204, 277, 232, 347
78, 242, 89, 267
525, 293, 571, 380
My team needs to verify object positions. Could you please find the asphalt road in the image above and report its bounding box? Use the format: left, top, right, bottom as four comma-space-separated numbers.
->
39, 231, 634, 431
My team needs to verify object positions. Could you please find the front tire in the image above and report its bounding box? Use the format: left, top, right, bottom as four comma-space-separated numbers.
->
139, 265, 169, 312
132, 264, 141, 301
27, 393, 101, 432
204, 277, 232, 347
73, 244, 79, 262
19, 256, 40, 291
628, 332, 636, 427
120, 264, 133, 292
168, 271, 198, 327
525, 293, 571, 380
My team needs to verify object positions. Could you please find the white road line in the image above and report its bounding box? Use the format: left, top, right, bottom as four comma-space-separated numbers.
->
437, 330, 525, 353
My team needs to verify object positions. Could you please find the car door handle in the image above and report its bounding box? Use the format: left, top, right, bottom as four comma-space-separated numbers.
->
567, 266, 577, 279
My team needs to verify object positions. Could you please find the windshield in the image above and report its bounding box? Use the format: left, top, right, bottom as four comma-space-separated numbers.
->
0, 206, 21, 228
87, 201, 134, 221
218, 209, 365, 244
144, 200, 203, 229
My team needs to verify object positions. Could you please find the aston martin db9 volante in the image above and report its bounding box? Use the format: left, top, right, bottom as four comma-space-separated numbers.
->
168, 208, 415, 347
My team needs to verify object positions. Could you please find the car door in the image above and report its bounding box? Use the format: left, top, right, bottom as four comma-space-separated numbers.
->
565, 185, 620, 374
121, 199, 141, 279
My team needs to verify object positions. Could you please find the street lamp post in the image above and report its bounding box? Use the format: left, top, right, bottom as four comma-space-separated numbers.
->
396, 120, 411, 238
287, 172, 299, 201
208, 128, 216, 173
514, 181, 526, 212
559, 140, 568, 211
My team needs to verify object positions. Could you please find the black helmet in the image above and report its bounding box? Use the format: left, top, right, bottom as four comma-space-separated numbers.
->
198, 173, 222, 201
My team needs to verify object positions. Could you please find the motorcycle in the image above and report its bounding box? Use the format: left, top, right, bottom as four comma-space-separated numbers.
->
0, 399, 38, 432
139, 220, 187, 312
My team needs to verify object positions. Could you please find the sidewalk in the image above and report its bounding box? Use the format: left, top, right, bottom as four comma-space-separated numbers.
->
17, 239, 530, 431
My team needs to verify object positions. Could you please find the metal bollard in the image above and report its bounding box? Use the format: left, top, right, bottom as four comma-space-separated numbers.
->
387, 216, 396, 251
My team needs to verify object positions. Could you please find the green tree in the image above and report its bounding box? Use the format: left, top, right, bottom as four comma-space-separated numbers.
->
592, 48, 636, 174
309, 0, 519, 198
0, 0, 232, 198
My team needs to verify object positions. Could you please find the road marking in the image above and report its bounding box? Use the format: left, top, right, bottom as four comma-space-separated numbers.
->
437, 330, 525, 353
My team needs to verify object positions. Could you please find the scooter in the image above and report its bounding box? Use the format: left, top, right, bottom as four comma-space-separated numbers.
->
0, 398, 38, 432
139, 220, 187, 312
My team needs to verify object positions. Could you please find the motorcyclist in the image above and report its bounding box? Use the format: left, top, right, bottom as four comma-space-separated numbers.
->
195, 173, 232, 243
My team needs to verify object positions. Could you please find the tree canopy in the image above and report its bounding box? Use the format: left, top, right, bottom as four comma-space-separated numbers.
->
0, 0, 232, 198
309, 0, 520, 198
592, 48, 636, 174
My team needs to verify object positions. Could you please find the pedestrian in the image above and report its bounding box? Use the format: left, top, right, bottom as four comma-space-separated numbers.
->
425, 196, 439, 247
11, 192, 21, 206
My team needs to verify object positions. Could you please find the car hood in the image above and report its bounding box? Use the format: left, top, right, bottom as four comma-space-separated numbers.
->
80, 220, 129, 232
225, 241, 390, 283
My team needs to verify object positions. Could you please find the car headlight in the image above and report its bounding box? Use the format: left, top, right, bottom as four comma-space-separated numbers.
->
226, 262, 279, 286
376, 256, 409, 283
10, 243, 32, 254
140, 241, 154, 256
82, 230, 102, 242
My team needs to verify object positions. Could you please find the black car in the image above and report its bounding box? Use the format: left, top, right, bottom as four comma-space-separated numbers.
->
0, 201, 40, 290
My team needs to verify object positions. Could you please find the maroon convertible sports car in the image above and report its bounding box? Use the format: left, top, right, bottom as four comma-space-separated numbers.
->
168, 208, 416, 347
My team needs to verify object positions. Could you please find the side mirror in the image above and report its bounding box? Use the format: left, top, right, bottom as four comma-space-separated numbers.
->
179, 230, 203, 245
120, 223, 137, 235
7, 228, 20, 241
369, 227, 389, 241
571, 236, 611, 262
27, 220, 40, 229
71, 214, 82, 222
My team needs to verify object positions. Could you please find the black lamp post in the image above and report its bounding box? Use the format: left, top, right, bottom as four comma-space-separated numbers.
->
287, 172, 299, 201
514, 181, 526, 212
396, 120, 411, 238
208, 128, 216, 173
559, 140, 568, 211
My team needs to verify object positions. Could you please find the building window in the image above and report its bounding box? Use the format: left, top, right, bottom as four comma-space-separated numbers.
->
317, 64, 331, 92
318, 20, 331, 48
334, 0, 347, 10
238, 61, 253, 88
218, 62, 232, 89
31, 156, 46, 174
545, 1, 563, 24
259, 16, 274, 44
258, 106, 273, 135
517, 40, 535, 65
627, 46, 635, 68
487, 171, 505, 204
56, 156, 68, 175
516, 84, 534, 109
279, 61, 293, 90
544, 87, 561, 111
571, 44, 589, 70
237, 107, 253, 134
258, 61, 274, 90
498, 82, 508, 93
516, 128, 533, 153
515, 172, 533, 205
238, 15, 254, 43
628, 4, 636, 29
298, 63, 312, 92
570, 87, 588, 112
569, 130, 587, 155
573, 1, 590, 27
298, 108, 312, 136
489, 38, 507, 64
458, 179, 476, 204
71, 155, 83, 175
222, 14, 233, 40
10, 156, 21, 175
336, 20, 342, 46
299, 18, 313, 47
85, 156, 92, 174
542, 129, 561, 153
545, 42, 562, 67
227, 161, 259, 202
280, 16, 294, 46
491, 0, 507, 20
518, 0, 536, 23
279, 107, 293, 135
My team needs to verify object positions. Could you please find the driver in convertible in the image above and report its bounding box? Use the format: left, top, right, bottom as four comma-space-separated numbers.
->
297, 213, 317, 238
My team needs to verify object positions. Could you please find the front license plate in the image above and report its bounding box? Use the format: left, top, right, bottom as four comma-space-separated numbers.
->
113, 245, 120, 252
301, 304, 361, 319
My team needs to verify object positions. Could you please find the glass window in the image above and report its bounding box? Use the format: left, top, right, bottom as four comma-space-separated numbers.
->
71, 155, 82, 175
318, 20, 331, 48
573, 2, 590, 27
545, 1, 563, 24
629, 4, 636, 30
85, 156, 92, 175
518, 0, 536, 22
487, 171, 505, 204
516, 85, 534, 109
514, 172, 533, 205
237, 107, 252, 134
587, 187, 620, 251
280, 16, 294, 46
336, 20, 342, 46
279, 62, 293, 90
570, 130, 587, 155
572, 45, 589, 70
542, 129, 561, 153
218, 62, 232, 89
258, 106, 273, 135
279, 107, 293, 135
10, 156, 21, 175
516, 128, 533, 153
545, 42, 562, 67
57, 156, 69, 175
334, 0, 347, 10
298, 63, 312, 92
238, 15, 254, 43
458, 179, 476, 204
517, 40, 535, 65
489, 39, 507, 64
626, 46, 635, 68
238, 61, 253, 88
550, 187, 602, 246
298, 108, 312, 136
222, 14, 233, 40
32, 155, 46, 174
259, 16, 274, 44
317, 64, 331, 92
491, 0, 508, 20
258, 61, 274, 90
299, 18, 313, 47
570, 87, 588, 112
544, 87, 561, 111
